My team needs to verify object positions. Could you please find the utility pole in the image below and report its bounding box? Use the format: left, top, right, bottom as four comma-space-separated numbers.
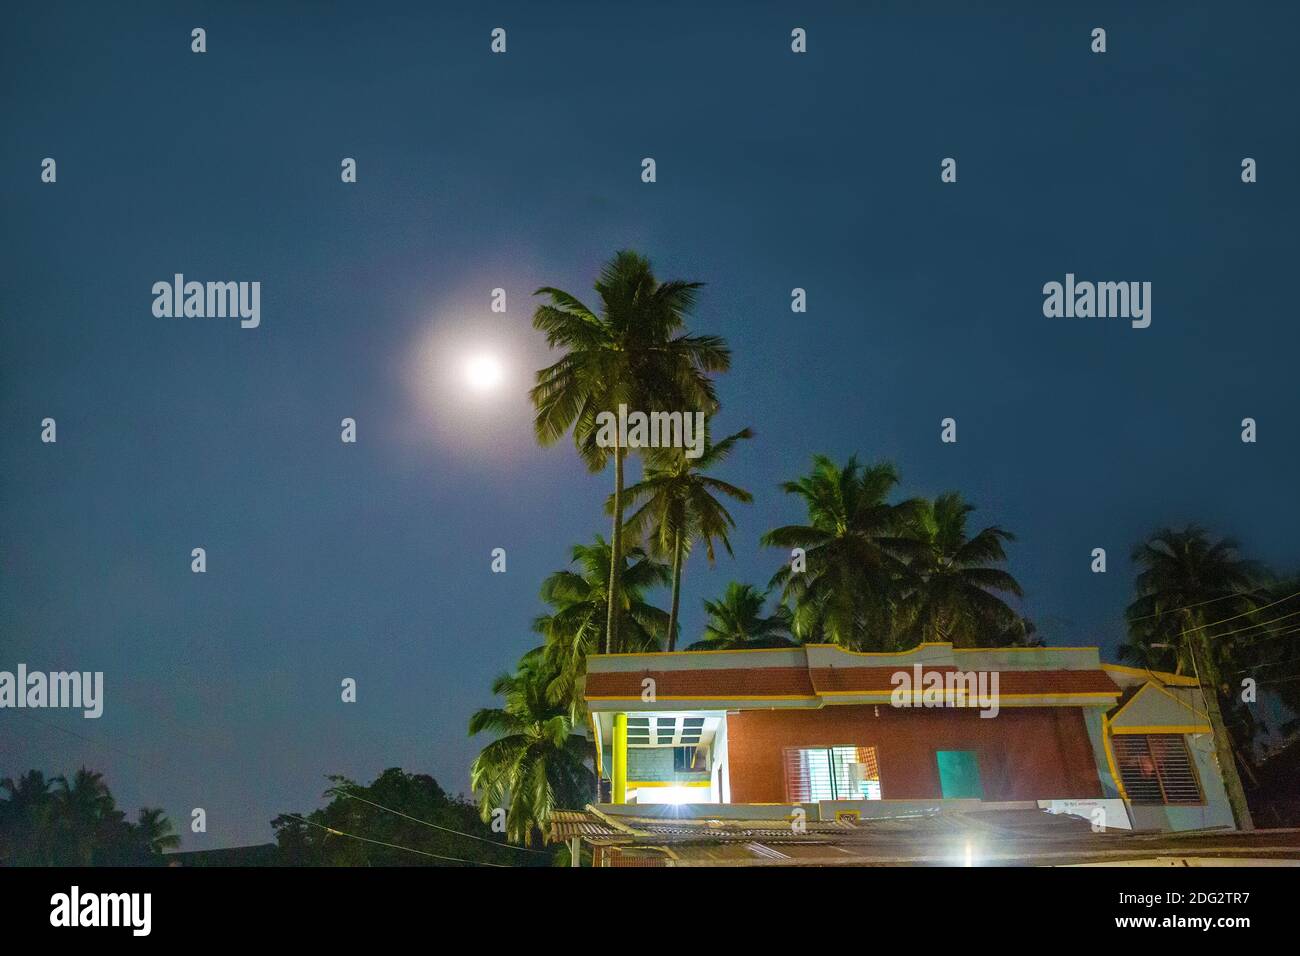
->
1184, 631, 1255, 831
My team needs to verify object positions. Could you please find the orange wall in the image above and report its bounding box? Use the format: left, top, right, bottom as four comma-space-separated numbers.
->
726, 705, 1103, 803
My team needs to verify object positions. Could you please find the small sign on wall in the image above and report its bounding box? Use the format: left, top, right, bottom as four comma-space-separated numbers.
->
1037, 798, 1132, 831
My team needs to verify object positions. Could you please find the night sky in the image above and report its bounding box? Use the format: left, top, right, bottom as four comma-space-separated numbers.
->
3, 2, 1297, 849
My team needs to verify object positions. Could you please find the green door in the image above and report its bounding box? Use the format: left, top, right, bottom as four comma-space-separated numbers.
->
936, 750, 983, 799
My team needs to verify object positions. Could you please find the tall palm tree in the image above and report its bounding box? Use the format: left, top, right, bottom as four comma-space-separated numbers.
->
532, 536, 670, 714
895, 492, 1024, 648
618, 427, 754, 650
531, 251, 730, 653
762, 456, 917, 650
687, 582, 796, 650
0, 770, 56, 865
1121, 526, 1264, 831
135, 807, 180, 855
53, 768, 121, 865
468, 657, 595, 846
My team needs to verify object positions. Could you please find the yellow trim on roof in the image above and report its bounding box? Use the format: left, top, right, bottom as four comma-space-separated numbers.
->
816, 690, 1119, 699
1111, 725, 1212, 735
804, 642, 1102, 656
802, 642, 952, 655
1101, 663, 1199, 687
628, 780, 711, 788
586, 694, 815, 702
591, 690, 1119, 702
951, 645, 1100, 653
1101, 714, 1128, 801
590, 646, 801, 658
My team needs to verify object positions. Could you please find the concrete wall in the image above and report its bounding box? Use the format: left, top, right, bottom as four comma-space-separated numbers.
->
1081, 708, 1122, 799
613, 745, 711, 784
726, 704, 1104, 803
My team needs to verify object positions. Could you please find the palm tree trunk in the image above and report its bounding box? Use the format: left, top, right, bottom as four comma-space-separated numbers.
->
605, 436, 624, 655
667, 532, 684, 651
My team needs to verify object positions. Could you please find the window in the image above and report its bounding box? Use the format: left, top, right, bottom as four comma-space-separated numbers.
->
784, 746, 881, 802
673, 745, 705, 772
935, 750, 983, 799
1113, 734, 1203, 805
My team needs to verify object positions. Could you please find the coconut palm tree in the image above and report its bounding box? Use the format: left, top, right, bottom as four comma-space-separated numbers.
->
532, 536, 670, 714
762, 456, 918, 650
1121, 526, 1265, 830
617, 427, 754, 649
1121, 527, 1264, 677
530, 251, 730, 653
468, 657, 595, 846
894, 492, 1024, 648
0, 770, 57, 865
53, 768, 122, 865
687, 583, 796, 650
135, 807, 180, 855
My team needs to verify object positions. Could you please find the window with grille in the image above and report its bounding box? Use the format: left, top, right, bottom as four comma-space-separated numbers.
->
784, 746, 881, 802
1113, 734, 1203, 805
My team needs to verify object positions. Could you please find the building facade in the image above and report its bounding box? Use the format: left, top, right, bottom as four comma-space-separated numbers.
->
584, 642, 1236, 832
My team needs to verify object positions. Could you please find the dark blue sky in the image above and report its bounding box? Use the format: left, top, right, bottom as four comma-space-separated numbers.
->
3, 2, 1297, 849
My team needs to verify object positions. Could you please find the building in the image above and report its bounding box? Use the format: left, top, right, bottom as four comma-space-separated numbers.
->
572, 641, 1238, 862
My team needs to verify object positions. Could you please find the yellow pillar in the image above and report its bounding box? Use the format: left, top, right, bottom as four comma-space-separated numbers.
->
612, 713, 628, 804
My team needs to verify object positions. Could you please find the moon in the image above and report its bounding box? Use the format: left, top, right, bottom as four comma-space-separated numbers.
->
464, 353, 504, 392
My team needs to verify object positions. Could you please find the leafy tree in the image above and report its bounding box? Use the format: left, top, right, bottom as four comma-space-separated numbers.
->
1120, 526, 1266, 829
619, 427, 754, 649
762, 456, 917, 649
135, 807, 180, 855
272, 767, 523, 866
532, 536, 670, 711
687, 582, 795, 650
895, 492, 1024, 648
1239, 575, 1300, 735
0, 767, 180, 865
468, 657, 595, 847
530, 251, 730, 653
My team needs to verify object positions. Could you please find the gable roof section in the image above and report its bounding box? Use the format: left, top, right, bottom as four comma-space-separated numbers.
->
1108, 680, 1210, 734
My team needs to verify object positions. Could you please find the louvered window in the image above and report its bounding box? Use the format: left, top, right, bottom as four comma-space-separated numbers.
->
784, 746, 881, 802
1113, 734, 1203, 805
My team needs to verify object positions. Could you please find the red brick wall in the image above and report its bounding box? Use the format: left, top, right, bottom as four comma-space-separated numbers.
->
726, 705, 1103, 803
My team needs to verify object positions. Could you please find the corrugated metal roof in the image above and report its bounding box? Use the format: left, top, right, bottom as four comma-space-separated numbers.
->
549, 804, 1300, 866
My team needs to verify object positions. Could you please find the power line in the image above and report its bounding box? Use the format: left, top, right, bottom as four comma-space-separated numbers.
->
1126, 590, 1271, 623
10, 709, 168, 773
1255, 674, 1300, 687
281, 814, 507, 867
333, 788, 547, 854
13, 712, 541, 863
1226, 629, 1300, 672
1198, 608, 1300, 642
1181, 588, 1300, 636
